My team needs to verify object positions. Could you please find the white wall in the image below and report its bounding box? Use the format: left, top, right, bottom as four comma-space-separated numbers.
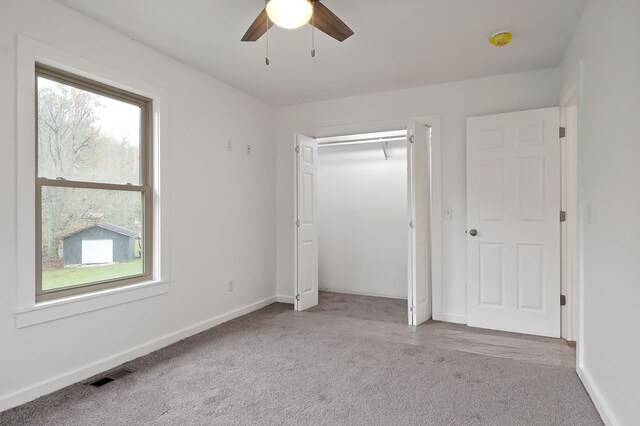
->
318, 141, 407, 299
276, 69, 561, 320
0, 0, 276, 409
560, 1, 640, 425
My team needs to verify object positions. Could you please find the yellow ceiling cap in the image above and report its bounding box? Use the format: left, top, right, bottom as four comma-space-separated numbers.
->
489, 31, 512, 47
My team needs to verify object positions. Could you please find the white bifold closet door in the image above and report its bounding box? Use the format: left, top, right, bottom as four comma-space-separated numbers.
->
466, 107, 561, 337
295, 134, 319, 311
407, 122, 432, 325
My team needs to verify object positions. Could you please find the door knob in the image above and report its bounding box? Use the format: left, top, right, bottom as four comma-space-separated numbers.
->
469, 229, 478, 236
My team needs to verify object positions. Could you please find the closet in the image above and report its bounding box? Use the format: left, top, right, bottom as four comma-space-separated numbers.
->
295, 124, 432, 326
315, 131, 408, 323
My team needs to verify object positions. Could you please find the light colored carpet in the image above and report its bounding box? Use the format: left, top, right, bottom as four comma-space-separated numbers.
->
307, 291, 407, 324
1, 301, 602, 425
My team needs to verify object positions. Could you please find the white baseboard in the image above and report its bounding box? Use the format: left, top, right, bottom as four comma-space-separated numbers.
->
318, 288, 407, 300
433, 312, 467, 324
577, 365, 618, 426
0, 296, 276, 413
276, 295, 294, 304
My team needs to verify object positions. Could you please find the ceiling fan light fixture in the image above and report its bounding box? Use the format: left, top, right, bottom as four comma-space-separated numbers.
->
266, 0, 313, 29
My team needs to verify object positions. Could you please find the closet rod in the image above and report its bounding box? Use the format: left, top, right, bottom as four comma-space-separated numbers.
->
318, 136, 406, 147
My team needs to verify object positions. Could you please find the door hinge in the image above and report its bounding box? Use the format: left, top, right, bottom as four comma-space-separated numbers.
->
560, 294, 567, 306
295, 146, 300, 153
409, 306, 414, 312
409, 220, 414, 229
295, 294, 300, 302
560, 211, 567, 222
559, 127, 566, 139
409, 134, 415, 143
296, 219, 300, 227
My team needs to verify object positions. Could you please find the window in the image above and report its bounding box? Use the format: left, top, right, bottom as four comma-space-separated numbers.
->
36, 64, 152, 302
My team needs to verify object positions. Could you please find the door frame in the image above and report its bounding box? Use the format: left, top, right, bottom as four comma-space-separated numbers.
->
462, 104, 579, 339
291, 115, 442, 320
560, 71, 580, 346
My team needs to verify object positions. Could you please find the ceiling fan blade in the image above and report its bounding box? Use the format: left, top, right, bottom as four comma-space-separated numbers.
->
241, 8, 273, 41
311, 1, 354, 42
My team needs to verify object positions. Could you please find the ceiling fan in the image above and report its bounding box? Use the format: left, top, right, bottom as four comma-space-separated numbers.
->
241, 0, 354, 43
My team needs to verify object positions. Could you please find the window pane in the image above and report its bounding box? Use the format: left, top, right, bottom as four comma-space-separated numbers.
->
41, 186, 145, 292
37, 75, 142, 185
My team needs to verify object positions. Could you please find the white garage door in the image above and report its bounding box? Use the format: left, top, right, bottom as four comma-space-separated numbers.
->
82, 240, 113, 264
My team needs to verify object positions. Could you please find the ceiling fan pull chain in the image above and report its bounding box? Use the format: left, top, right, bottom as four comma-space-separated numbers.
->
311, 1, 316, 57
265, 13, 270, 65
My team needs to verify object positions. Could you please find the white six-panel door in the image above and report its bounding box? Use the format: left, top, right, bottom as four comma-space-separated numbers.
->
408, 122, 432, 325
466, 108, 561, 337
295, 134, 319, 311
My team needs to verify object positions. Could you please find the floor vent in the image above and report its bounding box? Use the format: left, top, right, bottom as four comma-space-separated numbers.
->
88, 369, 133, 387
89, 377, 114, 387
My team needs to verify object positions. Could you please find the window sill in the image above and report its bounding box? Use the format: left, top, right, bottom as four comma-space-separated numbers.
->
14, 279, 170, 328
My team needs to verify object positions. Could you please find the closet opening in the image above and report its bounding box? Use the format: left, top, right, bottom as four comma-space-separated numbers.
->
309, 130, 409, 325
295, 120, 434, 326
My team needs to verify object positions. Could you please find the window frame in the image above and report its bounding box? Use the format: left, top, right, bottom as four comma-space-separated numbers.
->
35, 64, 153, 302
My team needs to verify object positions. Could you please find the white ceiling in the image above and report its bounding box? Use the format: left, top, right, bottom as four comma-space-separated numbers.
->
56, 0, 587, 106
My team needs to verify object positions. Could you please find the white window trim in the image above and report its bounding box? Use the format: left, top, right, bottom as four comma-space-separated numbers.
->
15, 35, 171, 328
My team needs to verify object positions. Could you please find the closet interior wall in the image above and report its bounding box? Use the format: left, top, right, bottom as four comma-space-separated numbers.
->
317, 139, 408, 299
